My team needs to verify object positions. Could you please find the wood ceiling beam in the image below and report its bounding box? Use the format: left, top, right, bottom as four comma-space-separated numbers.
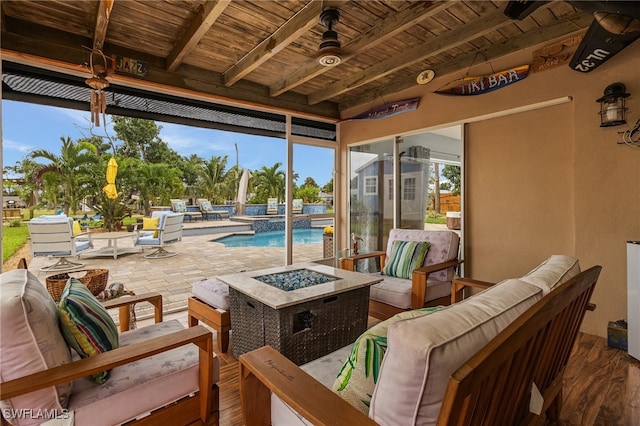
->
307, 8, 512, 105
0, 19, 340, 119
93, 0, 114, 50
270, 1, 449, 97
340, 12, 594, 112
223, 1, 323, 87
166, 0, 231, 73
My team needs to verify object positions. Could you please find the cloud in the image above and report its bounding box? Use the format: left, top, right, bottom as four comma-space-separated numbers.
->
3, 138, 34, 154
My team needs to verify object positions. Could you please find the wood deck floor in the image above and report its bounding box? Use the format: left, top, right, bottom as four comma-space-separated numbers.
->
149, 314, 640, 425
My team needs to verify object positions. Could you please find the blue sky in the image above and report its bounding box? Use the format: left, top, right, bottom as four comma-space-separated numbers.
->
2, 100, 334, 186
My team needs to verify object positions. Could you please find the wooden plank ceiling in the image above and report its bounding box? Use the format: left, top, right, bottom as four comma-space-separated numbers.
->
0, 0, 591, 120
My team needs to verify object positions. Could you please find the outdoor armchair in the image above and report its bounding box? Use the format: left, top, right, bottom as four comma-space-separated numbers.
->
27, 214, 93, 272
340, 229, 462, 319
0, 269, 219, 426
134, 212, 184, 258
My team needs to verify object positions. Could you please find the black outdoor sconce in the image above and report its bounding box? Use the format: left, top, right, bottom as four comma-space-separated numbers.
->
597, 82, 630, 127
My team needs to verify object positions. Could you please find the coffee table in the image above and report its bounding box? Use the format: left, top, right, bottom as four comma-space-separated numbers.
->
81, 231, 140, 259
217, 262, 381, 365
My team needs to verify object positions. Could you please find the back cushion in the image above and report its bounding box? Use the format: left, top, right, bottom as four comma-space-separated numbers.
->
369, 278, 543, 425
519, 254, 580, 294
386, 229, 459, 282
0, 270, 72, 426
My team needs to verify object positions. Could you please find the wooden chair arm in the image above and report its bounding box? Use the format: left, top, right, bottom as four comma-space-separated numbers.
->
451, 277, 496, 304
239, 346, 376, 426
411, 259, 464, 309
339, 251, 386, 271
0, 325, 213, 401
101, 292, 163, 332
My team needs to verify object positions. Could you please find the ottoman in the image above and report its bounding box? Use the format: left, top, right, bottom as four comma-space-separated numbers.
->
188, 279, 231, 352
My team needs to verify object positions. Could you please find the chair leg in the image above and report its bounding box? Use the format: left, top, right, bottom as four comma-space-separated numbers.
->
39, 257, 84, 272
143, 247, 177, 259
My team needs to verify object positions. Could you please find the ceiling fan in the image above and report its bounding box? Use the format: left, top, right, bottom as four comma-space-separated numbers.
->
317, 8, 342, 67
504, 1, 640, 73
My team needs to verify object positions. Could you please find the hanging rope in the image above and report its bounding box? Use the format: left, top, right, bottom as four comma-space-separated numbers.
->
85, 49, 110, 127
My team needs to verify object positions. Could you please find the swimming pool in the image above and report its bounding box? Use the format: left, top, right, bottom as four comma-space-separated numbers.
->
214, 228, 324, 247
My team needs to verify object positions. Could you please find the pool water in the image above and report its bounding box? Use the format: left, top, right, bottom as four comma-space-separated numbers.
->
214, 228, 324, 247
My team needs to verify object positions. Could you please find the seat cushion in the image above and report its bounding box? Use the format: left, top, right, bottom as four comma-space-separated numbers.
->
332, 307, 443, 414
381, 240, 430, 279
136, 235, 161, 245
0, 270, 72, 426
192, 278, 230, 310
58, 278, 119, 384
369, 274, 451, 309
369, 278, 543, 425
69, 319, 219, 426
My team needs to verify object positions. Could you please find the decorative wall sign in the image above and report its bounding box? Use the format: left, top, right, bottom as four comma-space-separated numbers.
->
115, 55, 148, 77
532, 35, 584, 73
347, 97, 420, 120
435, 65, 530, 96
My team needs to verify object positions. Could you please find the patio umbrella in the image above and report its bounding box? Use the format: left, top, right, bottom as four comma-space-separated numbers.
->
236, 168, 251, 215
102, 157, 118, 199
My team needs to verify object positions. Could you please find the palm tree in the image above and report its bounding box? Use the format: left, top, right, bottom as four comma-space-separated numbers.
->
135, 162, 183, 215
197, 155, 230, 204
30, 136, 97, 215
252, 162, 285, 202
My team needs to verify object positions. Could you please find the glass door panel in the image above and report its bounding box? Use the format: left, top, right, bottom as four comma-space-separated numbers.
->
291, 144, 335, 264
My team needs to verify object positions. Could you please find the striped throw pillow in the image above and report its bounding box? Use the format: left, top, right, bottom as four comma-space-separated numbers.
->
381, 240, 431, 279
58, 278, 119, 384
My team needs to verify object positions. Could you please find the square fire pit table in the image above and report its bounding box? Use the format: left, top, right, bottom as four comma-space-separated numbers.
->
217, 262, 382, 365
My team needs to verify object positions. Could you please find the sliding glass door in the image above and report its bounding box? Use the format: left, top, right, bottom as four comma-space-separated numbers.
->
348, 126, 462, 255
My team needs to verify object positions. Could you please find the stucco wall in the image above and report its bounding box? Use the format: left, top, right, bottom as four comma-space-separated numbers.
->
339, 41, 640, 337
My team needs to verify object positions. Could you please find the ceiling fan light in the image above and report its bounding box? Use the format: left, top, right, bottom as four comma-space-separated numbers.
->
319, 52, 342, 67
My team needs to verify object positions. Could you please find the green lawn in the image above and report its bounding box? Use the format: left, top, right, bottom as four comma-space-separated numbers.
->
2, 224, 29, 263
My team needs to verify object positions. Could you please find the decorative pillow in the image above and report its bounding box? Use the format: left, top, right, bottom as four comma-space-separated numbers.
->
72, 220, 82, 235
58, 278, 119, 384
143, 216, 160, 238
332, 307, 442, 413
381, 240, 430, 279
200, 200, 212, 211
0, 270, 72, 425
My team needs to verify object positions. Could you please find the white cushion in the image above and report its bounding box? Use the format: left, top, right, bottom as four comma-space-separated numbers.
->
192, 278, 230, 310
520, 254, 580, 294
0, 270, 73, 426
69, 320, 219, 426
369, 274, 450, 309
369, 278, 543, 425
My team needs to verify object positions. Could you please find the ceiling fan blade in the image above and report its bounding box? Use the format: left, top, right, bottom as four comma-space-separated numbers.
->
504, 0, 548, 20
569, 19, 640, 73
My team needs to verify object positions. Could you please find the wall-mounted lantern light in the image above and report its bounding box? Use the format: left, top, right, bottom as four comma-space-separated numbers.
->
597, 82, 629, 127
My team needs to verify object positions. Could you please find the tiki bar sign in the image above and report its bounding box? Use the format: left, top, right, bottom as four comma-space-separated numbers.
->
435, 65, 530, 96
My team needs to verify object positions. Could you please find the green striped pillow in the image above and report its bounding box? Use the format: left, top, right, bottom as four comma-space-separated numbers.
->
381, 240, 431, 279
58, 278, 119, 384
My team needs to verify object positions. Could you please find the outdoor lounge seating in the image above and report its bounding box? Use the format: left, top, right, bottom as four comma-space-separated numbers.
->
266, 198, 278, 214
292, 198, 303, 214
238, 255, 600, 426
134, 212, 184, 258
340, 229, 462, 319
0, 269, 219, 426
27, 214, 93, 272
170, 199, 203, 222
197, 198, 229, 220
